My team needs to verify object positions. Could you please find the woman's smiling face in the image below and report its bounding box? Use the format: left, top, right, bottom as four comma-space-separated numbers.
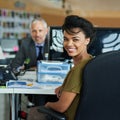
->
63, 28, 90, 58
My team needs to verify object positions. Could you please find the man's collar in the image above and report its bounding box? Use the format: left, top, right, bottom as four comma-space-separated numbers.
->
35, 42, 44, 47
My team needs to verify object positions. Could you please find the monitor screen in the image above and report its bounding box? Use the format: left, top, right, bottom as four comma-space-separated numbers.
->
0, 39, 19, 53
88, 27, 120, 56
48, 26, 120, 60
48, 26, 72, 61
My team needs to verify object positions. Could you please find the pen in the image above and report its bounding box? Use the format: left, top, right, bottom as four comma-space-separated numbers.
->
27, 83, 33, 86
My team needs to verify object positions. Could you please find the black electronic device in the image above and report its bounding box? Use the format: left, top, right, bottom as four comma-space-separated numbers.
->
48, 26, 120, 59
48, 26, 72, 61
0, 67, 17, 86
88, 27, 120, 56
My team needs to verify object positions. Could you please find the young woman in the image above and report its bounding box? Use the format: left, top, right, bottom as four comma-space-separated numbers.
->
27, 15, 95, 120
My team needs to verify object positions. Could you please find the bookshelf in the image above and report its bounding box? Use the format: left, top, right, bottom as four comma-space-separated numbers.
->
0, 8, 40, 40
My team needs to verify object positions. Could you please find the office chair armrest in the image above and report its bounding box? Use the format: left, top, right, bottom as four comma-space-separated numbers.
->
37, 106, 66, 120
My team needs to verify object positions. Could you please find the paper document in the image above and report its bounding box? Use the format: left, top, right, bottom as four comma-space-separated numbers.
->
6, 80, 60, 89
6, 80, 40, 89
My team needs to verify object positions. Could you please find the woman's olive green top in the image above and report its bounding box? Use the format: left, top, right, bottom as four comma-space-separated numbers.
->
61, 56, 93, 120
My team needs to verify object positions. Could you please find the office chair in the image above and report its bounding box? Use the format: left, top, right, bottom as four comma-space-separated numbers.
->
38, 50, 120, 120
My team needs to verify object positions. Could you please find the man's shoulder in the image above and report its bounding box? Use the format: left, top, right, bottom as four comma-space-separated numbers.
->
21, 37, 34, 45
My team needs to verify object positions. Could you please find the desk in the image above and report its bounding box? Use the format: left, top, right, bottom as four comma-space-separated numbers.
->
0, 87, 55, 120
14, 88, 55, 120
13, 88, 55, 95
0, 88, 14, 93
0, 88, 14, 120
0, 70, 59, 120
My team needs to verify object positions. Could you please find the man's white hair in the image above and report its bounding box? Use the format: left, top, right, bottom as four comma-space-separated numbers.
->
29, 17, 48, 29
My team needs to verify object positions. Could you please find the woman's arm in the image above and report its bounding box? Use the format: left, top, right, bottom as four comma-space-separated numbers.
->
45, 91, 76, 113
55, 86, 61, 98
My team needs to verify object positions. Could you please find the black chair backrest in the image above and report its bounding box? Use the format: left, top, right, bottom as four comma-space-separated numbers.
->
75, 51, 120, 120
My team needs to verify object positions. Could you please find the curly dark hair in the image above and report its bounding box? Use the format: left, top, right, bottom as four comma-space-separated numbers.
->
62, 15, 96, 48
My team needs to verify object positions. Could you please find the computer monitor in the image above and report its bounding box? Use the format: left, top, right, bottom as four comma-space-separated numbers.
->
48, 26, 120, 60
88, 27, 120, 56
0, 39, 19, 53
48, 26, 72, 61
